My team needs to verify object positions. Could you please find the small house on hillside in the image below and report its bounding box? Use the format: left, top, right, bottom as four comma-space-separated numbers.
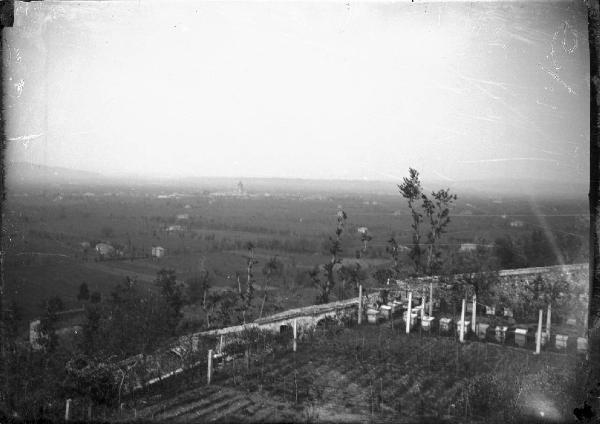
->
176, 213, 190, 221
152, 246, 165, 259
460, 243, 477, 252
95, 242, 115, 257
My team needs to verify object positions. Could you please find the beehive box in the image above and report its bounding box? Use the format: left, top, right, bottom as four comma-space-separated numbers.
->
577, 337, 588, 353
476, 323, 489, 339
380, 305, 392, 320
367, 308, 379, 324
514, 328, 528, 347
495, 326, 508, 343
440, 318, 453, 332
555, 334, 568, 349
421, 316, 435, 331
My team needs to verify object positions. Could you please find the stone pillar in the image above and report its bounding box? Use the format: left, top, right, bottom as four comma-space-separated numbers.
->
472, 295, 477, 333
293, 319, 297, 352
535, 309, 543, 355
358, 285, 363, 325
207, 349, 213, 385
429, 282, 433, 316
546, 303, 552, 339
406, 292, 412, 334
460, 298, 466, 343
65, 399, 72, 422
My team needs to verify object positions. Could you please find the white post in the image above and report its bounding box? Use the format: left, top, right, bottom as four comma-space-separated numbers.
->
546, 303, 552, 339
535, 309, 543, 354
429, 282, 433, 316
358, 285, 363, 325
406, 292, 412, 334
293, 319, 297, 352
65, 399, 72, 422
207, 349, 213, 385
420, 293, 425, 321
472, 295, 477, 333
460, 298, 466, 343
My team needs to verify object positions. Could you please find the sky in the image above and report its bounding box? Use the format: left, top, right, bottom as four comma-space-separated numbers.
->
3, 0, 590, 188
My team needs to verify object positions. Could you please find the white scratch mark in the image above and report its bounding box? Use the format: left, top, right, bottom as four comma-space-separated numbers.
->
14, 79, 24, 97
535, 99, 558, 110
7, 133, 44, 142
459, 158, 559, 165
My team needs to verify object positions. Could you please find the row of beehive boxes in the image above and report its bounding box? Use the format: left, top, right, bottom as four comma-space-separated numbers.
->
366, 299, 422, 323
439, 318, 587, 352
365, 304, 587, 353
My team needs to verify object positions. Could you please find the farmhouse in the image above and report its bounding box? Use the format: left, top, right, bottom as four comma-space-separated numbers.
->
459, 243, 477, 252
152, 246, 165, 259
95, 242, 115, 257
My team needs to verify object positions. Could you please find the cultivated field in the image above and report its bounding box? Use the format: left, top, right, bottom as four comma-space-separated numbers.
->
119, 319, 586, 423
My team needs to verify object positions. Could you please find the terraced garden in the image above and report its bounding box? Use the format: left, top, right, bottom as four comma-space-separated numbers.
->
117, 317, 586, 423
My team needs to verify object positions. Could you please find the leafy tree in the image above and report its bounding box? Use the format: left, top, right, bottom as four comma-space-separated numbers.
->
398, 169, 424, 274
398, 168, 456, 276
260, 256, 283, 318
386, 237, 402, 277
155, 268, 183, 332
185, 269, 213, 327
37, 296, 64, 352
262, 255, 283, 288
312, 209, 347, 304
493, 235, 527, 269
241, 242, 258, 323
77, 282, 90, 302
337, 262, 364, 298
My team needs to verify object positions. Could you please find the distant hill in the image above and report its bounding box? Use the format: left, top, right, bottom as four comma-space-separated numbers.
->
4, 162, 588, 200
5, 162, 107, 188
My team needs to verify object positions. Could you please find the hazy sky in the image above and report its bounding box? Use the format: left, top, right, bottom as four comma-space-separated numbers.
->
4, 1, 589, 185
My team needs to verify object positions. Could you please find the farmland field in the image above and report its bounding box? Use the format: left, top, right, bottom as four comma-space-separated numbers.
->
121, 319, 586, 423
2, 176, 589, 328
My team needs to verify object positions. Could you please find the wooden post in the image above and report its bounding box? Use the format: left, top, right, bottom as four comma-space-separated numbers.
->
219, 335, 223, 354
546, 303, 552, 339
358, 285, 363, 325
535, 309, 543, 355
293, 319, 297, 352
406, 292, 412, 334
472, 295, 477, 333
460, 298, 466, 343
207, 349, 213, 385
65, 399, 72, 422
429, 282, 433, 316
